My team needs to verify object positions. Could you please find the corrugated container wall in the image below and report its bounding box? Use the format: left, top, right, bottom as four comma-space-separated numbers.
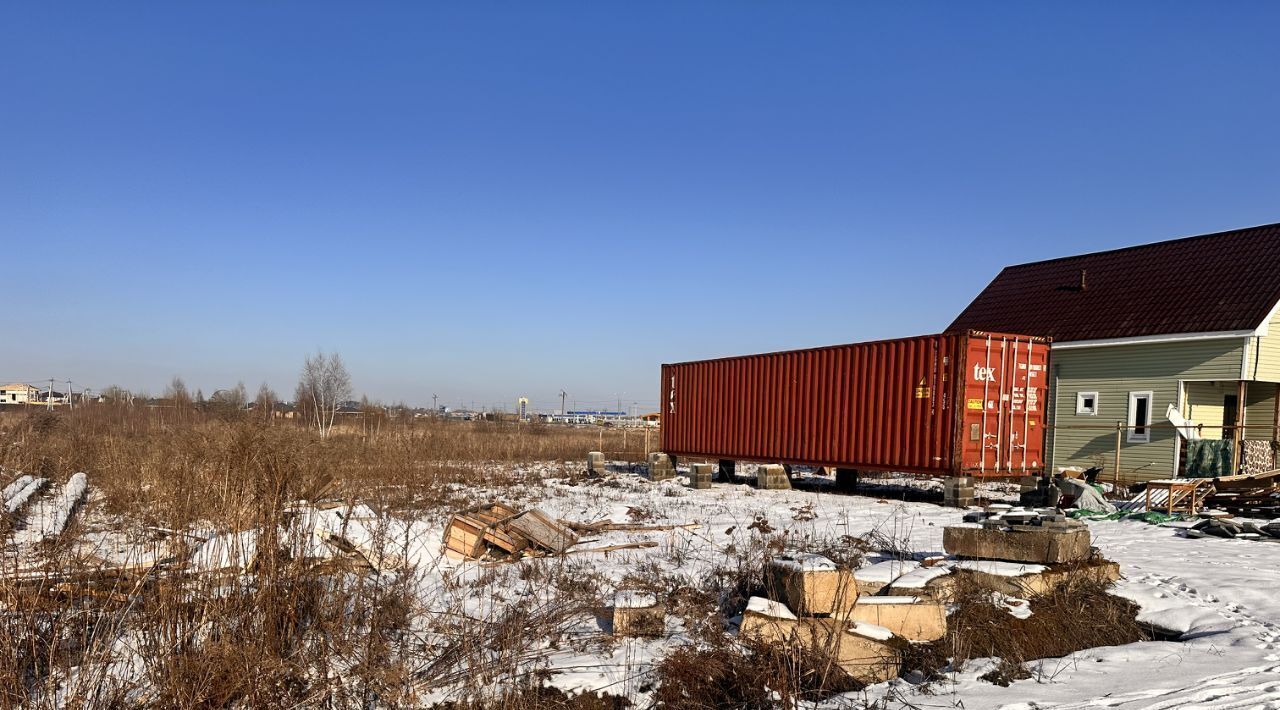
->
660, 331, 1050, 477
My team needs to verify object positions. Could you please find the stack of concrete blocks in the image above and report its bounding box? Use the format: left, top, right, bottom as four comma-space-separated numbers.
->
647, 452, 675, 482
943, 476, 974, 508
1018, 475, 1061, 508
943, 512, 1120, 595
741, 553, 946, 683
757, 464, 792, 490
586, 451, 607, 475
611, 591, 666, 637
688, 463, 713, 489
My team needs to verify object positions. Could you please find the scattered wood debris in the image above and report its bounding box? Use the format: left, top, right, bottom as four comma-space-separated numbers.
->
444, 503, 579, 559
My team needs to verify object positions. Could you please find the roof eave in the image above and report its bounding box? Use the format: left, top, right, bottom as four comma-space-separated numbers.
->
1051, 330, 1255, 351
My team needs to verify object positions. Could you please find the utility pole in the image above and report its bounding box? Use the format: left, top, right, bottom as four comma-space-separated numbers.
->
559, 389, 567, 416
47, 379, 54, 411
432, 393, 438, 412
66, 380, 73, 411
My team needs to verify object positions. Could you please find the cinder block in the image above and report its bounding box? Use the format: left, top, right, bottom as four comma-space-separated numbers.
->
758, 464, 792, 490
848, 597, 946, 642
689, 463, 713, 489
766, 556, 857, 616
943, 525, 1092, 564
647, 453, 675, 481
740, 610, 900, 683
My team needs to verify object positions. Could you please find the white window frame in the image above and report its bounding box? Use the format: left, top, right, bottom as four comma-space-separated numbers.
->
1127, 391, 1154, 443
1076, 391, 1099, 416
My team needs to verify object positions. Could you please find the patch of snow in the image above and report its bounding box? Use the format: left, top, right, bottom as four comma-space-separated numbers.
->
745, 596, 797, 619
5, 476, 47, 514
848, 621, 894, 640
2, 473, 33, 501
856, 595, 920, 605
854, 560, 920, 584
890, 565, 952, 589
613, 590, 657, 609
992, 592, 1033, 619
951, 559, 1048, 577
14, 473, 86, 544
771, 552, 837, 572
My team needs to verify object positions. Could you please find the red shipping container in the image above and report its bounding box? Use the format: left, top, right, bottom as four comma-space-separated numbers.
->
660, 331, 1050, 477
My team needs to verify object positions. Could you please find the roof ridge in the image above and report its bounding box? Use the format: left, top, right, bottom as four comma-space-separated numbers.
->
1001, 220, 1280, 270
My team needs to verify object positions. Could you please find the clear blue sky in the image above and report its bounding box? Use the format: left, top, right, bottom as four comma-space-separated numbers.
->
4, 3, 1279, 411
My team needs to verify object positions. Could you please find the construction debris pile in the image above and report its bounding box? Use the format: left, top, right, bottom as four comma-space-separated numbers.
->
729, 511, 1120, 684
443, 502, 696, 560
1204, 470, 1280, 518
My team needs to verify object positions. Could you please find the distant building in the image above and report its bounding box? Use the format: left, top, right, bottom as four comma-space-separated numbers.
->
0, 383, 39, 404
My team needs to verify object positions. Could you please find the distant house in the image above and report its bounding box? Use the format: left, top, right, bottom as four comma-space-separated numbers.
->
0, 383, 40, 404
949, 222, 1280, 482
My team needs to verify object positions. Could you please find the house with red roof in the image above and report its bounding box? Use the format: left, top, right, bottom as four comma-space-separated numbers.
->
949, 222, 1280, 482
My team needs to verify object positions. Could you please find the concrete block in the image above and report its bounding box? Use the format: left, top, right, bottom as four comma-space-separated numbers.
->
758, 464, 792, 490
766, 556, 857, 616
943, 525, 1092, 564
740, 610, 901, 684
586, 451, 606, 474
689, 463, 713, 489
848, 597, 946, 642
956, 560, 1121, 597
612, 592, 666, 637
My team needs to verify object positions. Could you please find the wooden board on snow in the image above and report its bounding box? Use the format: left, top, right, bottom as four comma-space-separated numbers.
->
507, 509, 578, 553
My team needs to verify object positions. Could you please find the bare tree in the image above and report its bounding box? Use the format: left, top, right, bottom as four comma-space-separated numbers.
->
296, 351, 352, 437
255, 382, 277, 422
164, 376, 191, 410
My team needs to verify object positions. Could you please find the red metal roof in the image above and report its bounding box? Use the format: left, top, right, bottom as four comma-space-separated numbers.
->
947, 222, 1280, 343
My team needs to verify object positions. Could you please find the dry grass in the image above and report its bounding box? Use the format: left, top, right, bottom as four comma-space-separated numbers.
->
0, 406, 651, 709
900, 578, 1149, 686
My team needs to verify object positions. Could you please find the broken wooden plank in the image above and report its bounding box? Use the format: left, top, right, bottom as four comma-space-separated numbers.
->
507, 509, 578, 553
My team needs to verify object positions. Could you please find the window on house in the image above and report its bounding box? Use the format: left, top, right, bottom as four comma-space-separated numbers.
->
1076, 392, 1098, 415
1128, 391, 1153, 443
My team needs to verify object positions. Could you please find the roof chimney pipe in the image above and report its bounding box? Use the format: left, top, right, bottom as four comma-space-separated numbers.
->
1079, 268, 1087, 292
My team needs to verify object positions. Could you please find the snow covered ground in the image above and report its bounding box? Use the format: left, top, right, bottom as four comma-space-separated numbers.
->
6, 463, 1280, 708
489, 468, 1280, 709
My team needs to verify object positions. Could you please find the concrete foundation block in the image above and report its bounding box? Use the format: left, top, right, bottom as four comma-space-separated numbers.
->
689, 463, 713, 489
957, 560, 1121, 597
766, 556, 858, 616
943, 525, 1092, 564
586, 451, 606, 474
740, 610, 901, 684
758, 464, 792, 490
848, 597, 946, 642
612, 593, 666, 637
647, 453, 675, 481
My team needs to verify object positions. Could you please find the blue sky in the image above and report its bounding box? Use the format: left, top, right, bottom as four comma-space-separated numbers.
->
4, 3, 1279, 411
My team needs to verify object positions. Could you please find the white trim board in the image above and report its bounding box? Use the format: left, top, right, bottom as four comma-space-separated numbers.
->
1052, 331, 1253, 350
1255, 297, 1280, 337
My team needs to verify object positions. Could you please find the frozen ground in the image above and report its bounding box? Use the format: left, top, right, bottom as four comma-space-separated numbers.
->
6, 463, 1280, 708
494, 466, 1280, 709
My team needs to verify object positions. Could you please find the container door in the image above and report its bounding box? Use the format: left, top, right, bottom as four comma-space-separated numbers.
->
959, 335, 1048, 475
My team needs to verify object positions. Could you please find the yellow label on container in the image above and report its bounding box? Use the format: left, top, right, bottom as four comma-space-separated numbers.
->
967, 398, 983, 411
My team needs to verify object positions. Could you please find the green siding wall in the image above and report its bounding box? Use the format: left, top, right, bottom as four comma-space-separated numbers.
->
1050, 338, 1246, 482
1247, 308, 1280, 383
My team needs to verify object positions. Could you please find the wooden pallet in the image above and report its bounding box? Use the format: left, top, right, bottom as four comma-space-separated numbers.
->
444, 504, 526, 558
1121, 479, 1216, 515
